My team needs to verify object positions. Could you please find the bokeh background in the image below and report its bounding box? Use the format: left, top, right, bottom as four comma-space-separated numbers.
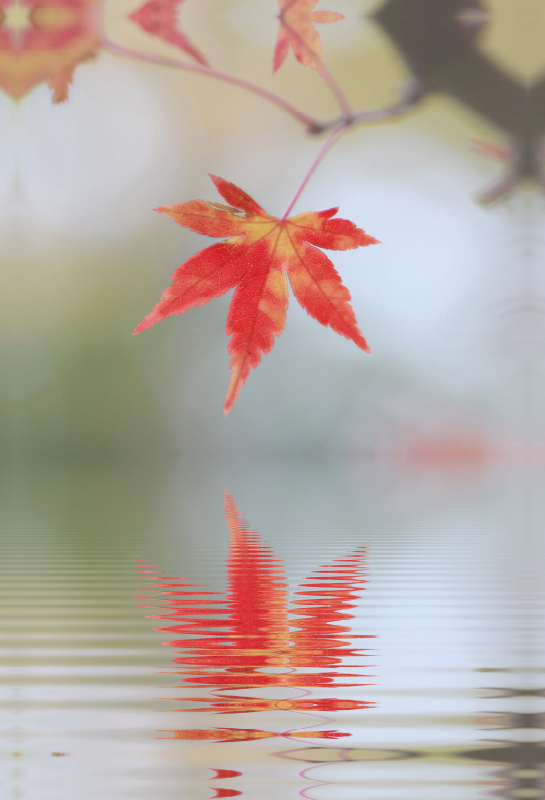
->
2, 0, 544, 464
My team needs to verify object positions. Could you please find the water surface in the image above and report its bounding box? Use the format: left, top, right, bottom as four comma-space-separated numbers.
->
2, 458, 542, 799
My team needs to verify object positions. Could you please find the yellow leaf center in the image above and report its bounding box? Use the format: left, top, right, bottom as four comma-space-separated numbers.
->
3, 0, 32, 38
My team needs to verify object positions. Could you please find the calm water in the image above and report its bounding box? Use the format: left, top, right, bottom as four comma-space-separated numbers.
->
2, 458, 543, 800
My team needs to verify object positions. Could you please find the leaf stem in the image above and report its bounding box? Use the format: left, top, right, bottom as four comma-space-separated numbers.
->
322, 66, 353, 117
282, 124, 348, 217
101, 40, 324, 132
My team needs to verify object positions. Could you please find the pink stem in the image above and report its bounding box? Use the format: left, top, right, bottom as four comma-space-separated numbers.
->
101, 40, 323, 132
322, 65, 353, 117
283, 124, 347, 217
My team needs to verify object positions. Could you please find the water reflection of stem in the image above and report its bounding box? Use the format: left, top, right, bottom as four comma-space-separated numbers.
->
299, 763, 334, 800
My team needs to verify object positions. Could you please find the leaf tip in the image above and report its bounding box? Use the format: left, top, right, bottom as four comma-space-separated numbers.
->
353, 331, 372, 354
355, 231, 380, 247
223, 374, 241, 415
223, 387, 236, 416
208, 174, 229, 197
133, 311, 161, 335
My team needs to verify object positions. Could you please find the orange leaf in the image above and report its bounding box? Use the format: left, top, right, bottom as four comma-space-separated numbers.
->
0, 0, 101, 102
274, 0, 344, 76
129, 0, 209, 66
47, 63, 75, 104
134, 176, 377, 414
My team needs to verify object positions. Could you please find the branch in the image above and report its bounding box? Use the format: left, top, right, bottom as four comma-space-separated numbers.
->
101, 37, 418, 140
315, 98, 419, 133
101, 40, 324, 133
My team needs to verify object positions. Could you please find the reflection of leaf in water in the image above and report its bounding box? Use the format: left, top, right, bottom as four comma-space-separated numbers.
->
210, 770, 242, 779
210, 770, 242, 799
137, 490, 373, 726
172, 695, 373, 714
137, 492, 374, 799
162, 727, 350, 742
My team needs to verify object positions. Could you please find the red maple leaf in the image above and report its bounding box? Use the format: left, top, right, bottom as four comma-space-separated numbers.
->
274, 0, 344, 76
134, 175, 377, 414
128, 0, 208, 66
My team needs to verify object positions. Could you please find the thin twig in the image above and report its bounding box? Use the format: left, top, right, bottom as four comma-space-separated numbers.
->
322, 66, 353, 117
101, 40, 324, 132
319, 99, 417, 133
283, 124, 348, 217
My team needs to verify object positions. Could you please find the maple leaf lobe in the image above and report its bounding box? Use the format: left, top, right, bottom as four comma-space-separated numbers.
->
129, 0, 209, 66
274, 0, 344, 75
134, 176, 377, 414
208, 175, 267, 217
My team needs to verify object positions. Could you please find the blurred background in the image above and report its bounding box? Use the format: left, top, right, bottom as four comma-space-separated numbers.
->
2, 0, 544, 463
